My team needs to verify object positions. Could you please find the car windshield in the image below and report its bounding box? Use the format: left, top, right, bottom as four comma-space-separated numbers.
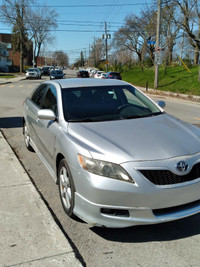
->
28, 68, 37, 72
62, 85, 162, 122
110, 72, 120, 76
52, 70, 62, 74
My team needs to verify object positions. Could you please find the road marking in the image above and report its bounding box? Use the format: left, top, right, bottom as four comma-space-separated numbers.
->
9, 85, 14, 87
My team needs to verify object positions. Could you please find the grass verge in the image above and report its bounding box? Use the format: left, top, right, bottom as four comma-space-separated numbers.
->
0, 73, 15, 79
122, 65, 200, 96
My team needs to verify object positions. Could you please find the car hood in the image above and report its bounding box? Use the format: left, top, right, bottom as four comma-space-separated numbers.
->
68, 113, 200, 163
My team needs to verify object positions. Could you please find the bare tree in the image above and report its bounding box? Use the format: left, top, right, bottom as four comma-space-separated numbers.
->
166, 0, 200, 65
0, 0, 33, 72
113, 15, 143, 64
91, 38, 105, 67
161, 2, 180, 65
53, 50, 69, 68
113, 10, 157, 66
26, 5, 57, 66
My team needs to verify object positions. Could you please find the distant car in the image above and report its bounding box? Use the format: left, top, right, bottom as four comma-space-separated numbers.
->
106, 71, 122, 80
99, 73, 107, 79
77, 70, 89, 78
50, 70, 65, 80
94, 71, 104, 79
23, 78, 200, 228
42, 66, 54, 76
90, 69, 97, 78
36, 68, 42, 78
26, 68, 41, 79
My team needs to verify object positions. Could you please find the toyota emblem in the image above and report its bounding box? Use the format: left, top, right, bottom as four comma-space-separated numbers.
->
176, 161, 188, 172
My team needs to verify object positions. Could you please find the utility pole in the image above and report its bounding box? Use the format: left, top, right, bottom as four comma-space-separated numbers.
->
94, 37, 96, 67
105, 22, 108, 62
89, 44, 91, 67
154, 0, 161, 89
103, 22, 111, 71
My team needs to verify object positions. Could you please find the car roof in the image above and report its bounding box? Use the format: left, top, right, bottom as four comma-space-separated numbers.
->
46, 78, 128, 89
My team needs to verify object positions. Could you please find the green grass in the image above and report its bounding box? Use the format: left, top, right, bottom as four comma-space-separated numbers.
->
121, 65, 200, 96
0, 73, 15, 79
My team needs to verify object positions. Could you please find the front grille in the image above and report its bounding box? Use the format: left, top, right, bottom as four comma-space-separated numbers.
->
139, 162, 200, 185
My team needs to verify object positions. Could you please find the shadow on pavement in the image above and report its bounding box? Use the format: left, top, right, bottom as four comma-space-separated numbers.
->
91, 213, 200, 242
0, 116, 23, 128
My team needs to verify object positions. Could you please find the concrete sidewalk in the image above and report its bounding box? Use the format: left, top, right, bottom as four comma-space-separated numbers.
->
0, 131, 82, 266
0, 75, 25, 85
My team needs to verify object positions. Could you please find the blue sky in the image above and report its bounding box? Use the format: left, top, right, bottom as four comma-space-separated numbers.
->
0, 0, 154, 64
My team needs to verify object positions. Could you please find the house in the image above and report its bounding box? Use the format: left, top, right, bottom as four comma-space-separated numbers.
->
0, 41, 10, 72
0, 33, 33, 71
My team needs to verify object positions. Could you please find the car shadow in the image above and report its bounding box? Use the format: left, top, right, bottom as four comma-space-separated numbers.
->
0, 116, 23, 128
90, 214, 200, 242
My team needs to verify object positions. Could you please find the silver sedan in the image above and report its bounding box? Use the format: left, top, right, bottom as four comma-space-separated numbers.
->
23, 78, 200, 228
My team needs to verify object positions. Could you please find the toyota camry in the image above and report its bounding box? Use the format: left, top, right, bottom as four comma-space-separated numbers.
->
23, 78, 200, 228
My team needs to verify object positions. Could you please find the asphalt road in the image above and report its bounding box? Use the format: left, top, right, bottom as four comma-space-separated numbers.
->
1, 78, 200, 267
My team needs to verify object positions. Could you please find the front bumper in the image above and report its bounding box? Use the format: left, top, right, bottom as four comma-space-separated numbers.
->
26, 73, 38, 78
74, 193, 200, 228
71, 153, 200, 228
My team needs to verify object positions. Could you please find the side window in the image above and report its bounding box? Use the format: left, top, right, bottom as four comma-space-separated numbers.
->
41, 85, 58, 116
31, 84, 48, 107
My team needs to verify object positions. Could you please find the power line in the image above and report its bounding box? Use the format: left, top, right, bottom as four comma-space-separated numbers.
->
28, 3, 152, 8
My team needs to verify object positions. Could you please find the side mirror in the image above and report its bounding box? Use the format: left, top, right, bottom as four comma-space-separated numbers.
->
156, 100, 166, 109
37, 109, 56, 121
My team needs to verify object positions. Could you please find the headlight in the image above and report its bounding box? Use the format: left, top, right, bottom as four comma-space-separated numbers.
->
78, 154, 134, 183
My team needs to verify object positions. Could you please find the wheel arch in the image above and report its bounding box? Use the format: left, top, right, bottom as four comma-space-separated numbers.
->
56, 153, 65, 184
22, 117, 25, 134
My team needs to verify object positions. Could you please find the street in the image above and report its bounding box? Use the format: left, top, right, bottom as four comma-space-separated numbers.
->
1, 77, 200, 267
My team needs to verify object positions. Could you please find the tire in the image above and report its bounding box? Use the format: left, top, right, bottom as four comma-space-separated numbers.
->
58, 159, 75, 218
23, 122, 34, 152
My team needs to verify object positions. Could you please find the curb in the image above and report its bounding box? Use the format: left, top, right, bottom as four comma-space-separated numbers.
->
135, 85, 200, 103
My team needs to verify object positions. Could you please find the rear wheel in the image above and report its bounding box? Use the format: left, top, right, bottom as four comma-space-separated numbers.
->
23, 122, 34, 152
58, 159, 75, 217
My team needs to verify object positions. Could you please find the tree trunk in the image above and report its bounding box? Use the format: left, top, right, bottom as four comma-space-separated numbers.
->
20, 41, 23, 73
168, 46, 173, 65
194, 46, 199, 65
136, 52, 142, 65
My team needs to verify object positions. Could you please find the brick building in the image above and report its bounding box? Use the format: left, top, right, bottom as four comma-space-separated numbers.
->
0, 41, 10, 71
0, 33, 33, 68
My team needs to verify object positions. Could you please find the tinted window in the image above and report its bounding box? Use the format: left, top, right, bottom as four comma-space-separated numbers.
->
62, 85, 161, 122
41, 85, 58, 116
31, 84, 48, 107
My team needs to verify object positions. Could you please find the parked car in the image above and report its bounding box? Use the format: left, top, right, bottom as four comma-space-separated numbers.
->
23, 78, 200, 228
50, 69, 65, 80
41, 66, 53, 76
99, 72, 107, 79
94, 71, 104, 78
77, 70, 89, 78
106, 71, 122, 80
26, 68, 41, 79
36, 68, 42, 78
90, 69, 97, 78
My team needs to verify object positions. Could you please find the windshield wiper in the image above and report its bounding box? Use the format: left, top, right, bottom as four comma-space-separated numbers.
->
122, 112, 163, 120
122, 115, 142, 119
68, 118, 94, 122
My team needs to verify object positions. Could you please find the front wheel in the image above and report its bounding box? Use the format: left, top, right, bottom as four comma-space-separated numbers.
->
58, 159, 75, 218
23, 122, 34, 152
